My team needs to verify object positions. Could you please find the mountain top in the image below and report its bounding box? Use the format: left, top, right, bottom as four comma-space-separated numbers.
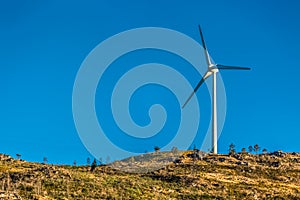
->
0, 151, 299, 199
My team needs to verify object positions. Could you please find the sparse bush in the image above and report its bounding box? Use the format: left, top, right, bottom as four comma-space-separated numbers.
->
129, 156, 135, 163
99, 157, 103, 165
248, 146, 253, 153
193, 145, 198, 151
171, 146, 179, 155
43, 157, 48, 164
241, 148, 247, 153
16, 154, 21, 160
91, 159, 97, 172
262, 148, 268, 154
229, 143, 236, 155
106, 156, 110, 164
1, 149, 299, 199
154, 146, 160, 152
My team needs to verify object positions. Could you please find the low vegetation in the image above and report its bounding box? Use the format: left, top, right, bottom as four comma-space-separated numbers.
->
0, 150, 299, 199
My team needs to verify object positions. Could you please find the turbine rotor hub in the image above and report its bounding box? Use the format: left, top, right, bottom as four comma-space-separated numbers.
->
209, 64, 219, 73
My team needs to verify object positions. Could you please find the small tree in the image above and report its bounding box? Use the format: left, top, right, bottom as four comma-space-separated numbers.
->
16, 154, 21, 160
87, 157, 91, 166
254, 144, 260, 154
228, 143, 235, 155
262, 148, 268, 154
99, 157, 103, 165
154, 146, 160, 152
248, 146, 253, 153
171, 146, 179, 155
130, 156, 135, 163
241, 148, 247, 153
43, 157, 48, 164
193, 144, 198, 151
106, 156, 110, 164
90, 159, 97, 172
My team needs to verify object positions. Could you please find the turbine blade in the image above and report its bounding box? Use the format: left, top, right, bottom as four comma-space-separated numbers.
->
216, 64, 251, 70
182, 71, 212, 109
198, 25, 211, 67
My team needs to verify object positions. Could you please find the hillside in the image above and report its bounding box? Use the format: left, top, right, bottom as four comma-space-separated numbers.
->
0, 151, 299, 199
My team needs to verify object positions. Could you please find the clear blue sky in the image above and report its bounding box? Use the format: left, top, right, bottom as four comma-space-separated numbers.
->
0, 0, 300, 165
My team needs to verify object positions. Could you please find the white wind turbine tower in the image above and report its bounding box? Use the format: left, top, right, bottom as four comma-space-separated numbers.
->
182, 25, 250, 154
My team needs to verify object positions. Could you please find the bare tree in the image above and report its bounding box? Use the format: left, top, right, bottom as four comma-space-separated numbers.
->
6, 173, 10, 193
36, 178, 42, 195
66, 179, 70, 198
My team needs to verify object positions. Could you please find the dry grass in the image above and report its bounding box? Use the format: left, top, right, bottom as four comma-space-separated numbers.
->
0, 151, 299, 199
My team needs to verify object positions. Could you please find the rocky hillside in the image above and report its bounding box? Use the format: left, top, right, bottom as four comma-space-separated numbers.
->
0, 151, 299, 199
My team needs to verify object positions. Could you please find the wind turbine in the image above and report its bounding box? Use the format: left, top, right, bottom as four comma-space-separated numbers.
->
182, 25, 250, 154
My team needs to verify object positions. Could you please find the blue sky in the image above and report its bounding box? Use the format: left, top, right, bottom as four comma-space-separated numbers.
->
0, 0, 300, 165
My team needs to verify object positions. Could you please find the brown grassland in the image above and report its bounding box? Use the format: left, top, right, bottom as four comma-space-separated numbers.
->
0, 151, 299, 199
